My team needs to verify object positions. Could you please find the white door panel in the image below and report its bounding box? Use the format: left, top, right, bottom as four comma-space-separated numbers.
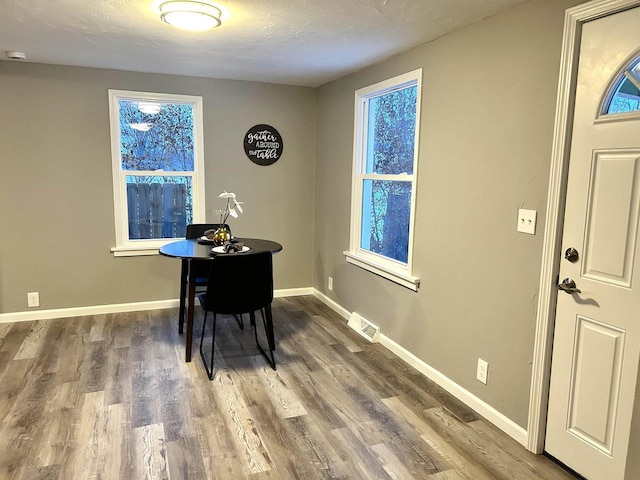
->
567, 315, 625, 455
582, 150, 640, 286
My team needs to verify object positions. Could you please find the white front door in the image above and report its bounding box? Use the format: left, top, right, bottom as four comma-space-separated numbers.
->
545, 6, 640, 480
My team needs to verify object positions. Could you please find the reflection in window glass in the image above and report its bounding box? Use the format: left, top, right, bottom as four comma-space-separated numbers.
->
361, 180, 412, 263
119, 101, 194, 171
117, 100, 195, 240
605, 59, 640, 115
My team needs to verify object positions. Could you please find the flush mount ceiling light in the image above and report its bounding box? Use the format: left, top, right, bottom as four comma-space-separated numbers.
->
158, 1, 222, 31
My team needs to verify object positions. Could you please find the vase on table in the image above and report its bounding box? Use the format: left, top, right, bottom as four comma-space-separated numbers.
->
213, 226, 231, 246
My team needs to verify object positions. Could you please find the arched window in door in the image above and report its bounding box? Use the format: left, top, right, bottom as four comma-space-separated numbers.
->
600, 52, 640, 116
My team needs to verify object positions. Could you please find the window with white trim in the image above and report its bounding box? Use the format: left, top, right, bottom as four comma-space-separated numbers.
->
344, 70, 422, 290
108, 90, 205, 256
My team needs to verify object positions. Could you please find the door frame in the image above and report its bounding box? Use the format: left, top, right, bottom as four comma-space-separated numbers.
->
527, 0, 640, 453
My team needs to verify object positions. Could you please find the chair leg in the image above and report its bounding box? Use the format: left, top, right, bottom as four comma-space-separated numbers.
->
234, 314, 244, 330
199, 311, 218, 380
265, 305, 275, 351
253, 308, 276, 370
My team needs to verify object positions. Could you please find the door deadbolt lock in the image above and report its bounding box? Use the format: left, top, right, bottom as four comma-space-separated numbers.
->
564, 247, 579, 263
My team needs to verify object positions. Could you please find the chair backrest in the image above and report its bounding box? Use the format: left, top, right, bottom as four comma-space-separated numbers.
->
186, 223, 231, 239
187, 224, 232, 281
203, 251, 273, 315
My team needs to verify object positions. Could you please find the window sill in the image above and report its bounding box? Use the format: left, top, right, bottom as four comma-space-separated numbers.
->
111, 246, 160, 257
343, 251, 420, 291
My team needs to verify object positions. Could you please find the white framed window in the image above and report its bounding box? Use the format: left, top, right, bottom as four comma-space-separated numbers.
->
344, 70, 422, 290
108, 90, 206, 256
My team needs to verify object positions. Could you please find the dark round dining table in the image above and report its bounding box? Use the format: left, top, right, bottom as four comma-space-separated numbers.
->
159, 237, 283, 362
160, 237, 282, 261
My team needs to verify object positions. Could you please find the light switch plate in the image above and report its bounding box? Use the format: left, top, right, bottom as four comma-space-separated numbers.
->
517, 209, 537, 235
477, 358, 488, 384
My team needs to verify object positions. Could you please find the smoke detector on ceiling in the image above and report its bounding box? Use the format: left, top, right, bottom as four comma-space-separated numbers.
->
6, 51, 26, 60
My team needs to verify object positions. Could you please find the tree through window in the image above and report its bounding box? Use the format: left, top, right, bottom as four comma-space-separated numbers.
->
362, 86, 417, 263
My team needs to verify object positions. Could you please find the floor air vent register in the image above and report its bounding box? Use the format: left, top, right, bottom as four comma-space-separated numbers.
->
347, 312, 381, 343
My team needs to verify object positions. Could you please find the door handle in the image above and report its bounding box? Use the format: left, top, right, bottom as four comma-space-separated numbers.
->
558, 278, 581, 294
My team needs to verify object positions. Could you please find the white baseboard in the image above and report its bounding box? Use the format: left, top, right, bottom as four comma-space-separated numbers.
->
312, 288, 529, 447
274, 287, 313, 298
312, 289, 351, 320
0, 299, 181, 324
0, 287, 314, 324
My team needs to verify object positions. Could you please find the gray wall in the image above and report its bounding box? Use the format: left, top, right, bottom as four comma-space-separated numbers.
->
313, 0, 584, 428
0, 62, 315, 313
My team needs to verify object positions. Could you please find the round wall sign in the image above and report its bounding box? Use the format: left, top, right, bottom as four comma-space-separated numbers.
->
243, 124, 284, 166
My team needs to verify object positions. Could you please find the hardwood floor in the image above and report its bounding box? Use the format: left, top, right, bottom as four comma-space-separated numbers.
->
0, 295, 576, 479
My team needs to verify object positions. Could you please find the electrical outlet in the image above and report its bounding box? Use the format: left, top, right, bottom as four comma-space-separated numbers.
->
477, 358, 488, 384
27, 292, 40, 308
328, 276, 333, 291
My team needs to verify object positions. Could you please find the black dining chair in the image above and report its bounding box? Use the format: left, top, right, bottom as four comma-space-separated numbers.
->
198, 251, 276, 380
178, 223, 243, 334
185, 223, 232, 290
185, 223, 231, 240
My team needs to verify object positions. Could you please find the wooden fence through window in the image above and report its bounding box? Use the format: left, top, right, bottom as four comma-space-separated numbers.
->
127, 183, 188, 239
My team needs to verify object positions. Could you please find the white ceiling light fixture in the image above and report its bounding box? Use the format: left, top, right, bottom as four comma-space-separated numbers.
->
158, 1, 222, 31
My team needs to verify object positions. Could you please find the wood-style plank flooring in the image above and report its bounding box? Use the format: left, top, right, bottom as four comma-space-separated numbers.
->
0, 295, 576, 479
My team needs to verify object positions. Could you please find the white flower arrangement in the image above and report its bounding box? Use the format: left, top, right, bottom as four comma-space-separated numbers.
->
214, 191, 244, 225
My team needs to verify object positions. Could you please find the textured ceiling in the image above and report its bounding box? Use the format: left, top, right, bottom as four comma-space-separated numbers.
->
0, 0, 529, 87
